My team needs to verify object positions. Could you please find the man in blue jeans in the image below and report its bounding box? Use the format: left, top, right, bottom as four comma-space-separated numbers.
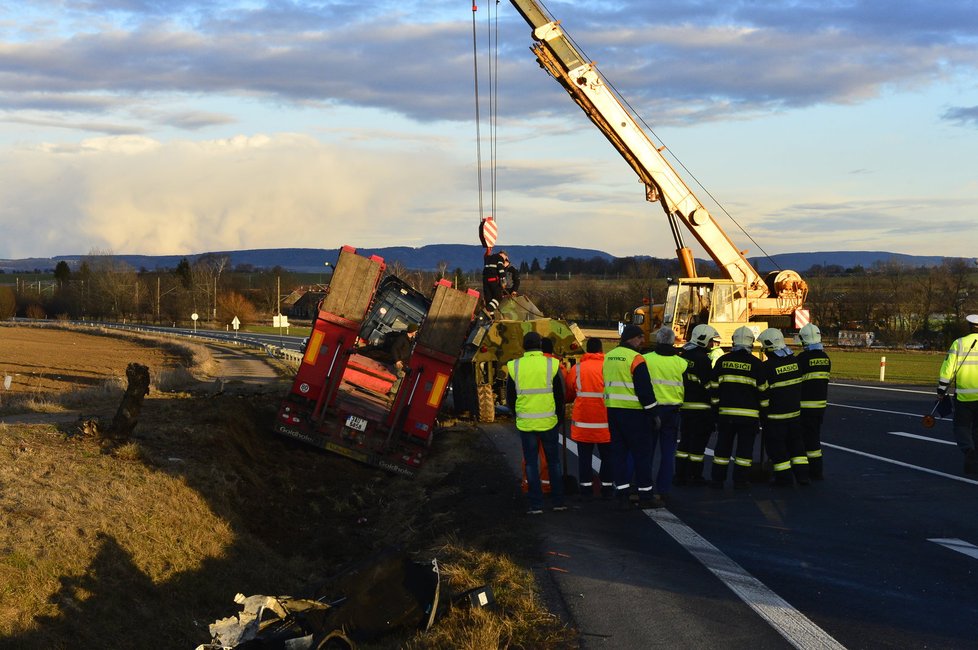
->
507, 331, 566, 514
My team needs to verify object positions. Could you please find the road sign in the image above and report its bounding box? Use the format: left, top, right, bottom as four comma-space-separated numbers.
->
191, 312, 199, 332
231, 316, 240, 331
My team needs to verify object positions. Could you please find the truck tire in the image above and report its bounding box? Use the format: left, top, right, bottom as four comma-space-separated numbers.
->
477, 383, 496, 423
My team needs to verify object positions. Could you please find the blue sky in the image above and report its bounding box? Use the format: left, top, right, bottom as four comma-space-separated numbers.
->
1, 0, 976, 262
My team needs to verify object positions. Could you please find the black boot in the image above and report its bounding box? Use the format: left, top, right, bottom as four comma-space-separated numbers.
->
673, 457, 689, 486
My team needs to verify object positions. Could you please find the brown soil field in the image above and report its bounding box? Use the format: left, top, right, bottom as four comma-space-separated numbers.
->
0, 325, 187, 395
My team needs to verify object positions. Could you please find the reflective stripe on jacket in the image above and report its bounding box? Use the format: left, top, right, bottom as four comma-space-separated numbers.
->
798, 348, 831, 409
507, 351, 559, 431
566, 352, 610, 443
643, 347, 688, 406
603, 345, 655, 410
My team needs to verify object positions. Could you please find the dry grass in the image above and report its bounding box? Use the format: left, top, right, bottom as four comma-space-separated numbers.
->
0, 398, 576, 649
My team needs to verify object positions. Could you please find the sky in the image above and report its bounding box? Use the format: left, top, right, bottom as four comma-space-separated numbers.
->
1, 0, 977, 263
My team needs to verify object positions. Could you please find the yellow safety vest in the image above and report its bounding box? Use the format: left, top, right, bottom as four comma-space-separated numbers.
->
603, 346, 644, 410
642, 351, 687, 406
507, 351, 559, 431
940, 333, 978, 402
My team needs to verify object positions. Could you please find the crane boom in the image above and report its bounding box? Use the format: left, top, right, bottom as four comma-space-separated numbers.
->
508, 0, 807, 333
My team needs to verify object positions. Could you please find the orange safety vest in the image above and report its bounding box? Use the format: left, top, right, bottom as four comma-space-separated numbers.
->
566, 352, 610, 443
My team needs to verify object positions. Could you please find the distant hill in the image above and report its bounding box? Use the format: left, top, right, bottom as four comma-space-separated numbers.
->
0, 246, 969, 274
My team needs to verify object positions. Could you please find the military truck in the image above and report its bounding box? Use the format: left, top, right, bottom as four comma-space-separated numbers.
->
452, 295, 586, 423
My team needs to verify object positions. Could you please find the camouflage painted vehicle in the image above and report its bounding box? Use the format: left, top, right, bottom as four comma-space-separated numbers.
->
452, 295, 586, 422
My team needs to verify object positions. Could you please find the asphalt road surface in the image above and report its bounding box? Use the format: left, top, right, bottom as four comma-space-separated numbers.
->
488, 380, 978, 649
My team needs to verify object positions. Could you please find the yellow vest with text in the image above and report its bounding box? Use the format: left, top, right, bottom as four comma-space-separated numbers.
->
603, 346, 644, 410
507, 351, 559, 431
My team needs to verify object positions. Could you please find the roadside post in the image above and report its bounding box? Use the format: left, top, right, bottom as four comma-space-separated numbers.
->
191, 312, 199, 333
880, 356, 886, 382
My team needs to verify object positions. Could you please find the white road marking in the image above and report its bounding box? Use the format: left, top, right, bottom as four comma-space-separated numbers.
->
887, 431, 955, 445
646, 509, 847, 650
827, 402, 931, 418
830, 382, 932, 395
822, 442, 978, 485
928, 538, 978, 560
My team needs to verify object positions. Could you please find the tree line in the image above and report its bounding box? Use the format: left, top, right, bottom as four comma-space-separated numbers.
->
2, 253, 975, 348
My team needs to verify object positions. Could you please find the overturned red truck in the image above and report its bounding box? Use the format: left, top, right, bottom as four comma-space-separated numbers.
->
275, 246, 480, 476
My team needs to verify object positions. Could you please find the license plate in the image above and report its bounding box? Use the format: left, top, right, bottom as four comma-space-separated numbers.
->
345, 415, 368, 432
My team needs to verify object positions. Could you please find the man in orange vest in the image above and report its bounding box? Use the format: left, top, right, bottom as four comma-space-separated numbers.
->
565, 338, 613, 499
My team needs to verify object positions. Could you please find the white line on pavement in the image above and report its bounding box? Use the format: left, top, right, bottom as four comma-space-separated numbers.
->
646, 509, 847, 650
827, 402, 931, 418
822, 442, 978, 485
928, 538, 978, 560
830, 382, 932, 395
887, 431, 955, 445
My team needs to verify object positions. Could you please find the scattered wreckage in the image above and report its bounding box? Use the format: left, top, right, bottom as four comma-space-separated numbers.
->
196, 548, 495, 649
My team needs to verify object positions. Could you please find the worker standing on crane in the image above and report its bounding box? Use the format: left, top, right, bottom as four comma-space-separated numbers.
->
937, 314, 978, 476
710, 326, 767, 489
566, 338, 613, 499
506, 331, 566, 514
643, 327, 689, 506
674, 325, 720, 486
759, 328, 810, 486
481, 249, 520, 316
797, 323, 831, 480
603, 324, 658, 509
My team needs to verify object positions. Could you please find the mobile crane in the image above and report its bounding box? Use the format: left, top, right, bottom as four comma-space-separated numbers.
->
508, 0, 808, 344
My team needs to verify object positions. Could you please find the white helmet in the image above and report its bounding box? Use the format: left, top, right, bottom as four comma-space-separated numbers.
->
799, 323, 821, 345
759, 327, 786, 352
732, 326, 755, 347
690, 324, 720, 348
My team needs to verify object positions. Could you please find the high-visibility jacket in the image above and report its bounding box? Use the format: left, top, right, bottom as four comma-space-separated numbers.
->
712, 348, 768, 418
940, 333, 978, 402
797, 348, 831, 410
643, 345, 688, 406
762, 353, 802, 420
507, 350, 559, 431
603, 345, 656, 411
565, 352, 610, 443
708, 346, 724, 367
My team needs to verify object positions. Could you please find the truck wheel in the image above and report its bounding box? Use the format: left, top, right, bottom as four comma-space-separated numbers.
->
477, 384, 496, 423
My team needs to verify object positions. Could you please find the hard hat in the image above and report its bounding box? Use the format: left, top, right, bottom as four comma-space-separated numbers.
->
758, 327, 786, 352
690, 324, 720, 348
732, 326, 755, 347
655, 327, 676, 345
967, 314, 978, 326
798, 323, 821, 345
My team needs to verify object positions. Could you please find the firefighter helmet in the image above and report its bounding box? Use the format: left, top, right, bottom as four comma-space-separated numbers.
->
732, 326, 755, 347
798, 323, 821, 345
759, 328, 786, 352
690, 324, 720, 348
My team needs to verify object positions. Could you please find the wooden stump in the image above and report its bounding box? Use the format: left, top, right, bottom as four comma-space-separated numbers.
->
108, 363, 150, 439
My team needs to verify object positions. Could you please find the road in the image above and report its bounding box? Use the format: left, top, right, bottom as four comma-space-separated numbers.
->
488, 380, 978, 649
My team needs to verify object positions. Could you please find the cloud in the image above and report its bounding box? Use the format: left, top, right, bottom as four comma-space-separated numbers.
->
942, 105, 978, 127
0, 132, 476, 258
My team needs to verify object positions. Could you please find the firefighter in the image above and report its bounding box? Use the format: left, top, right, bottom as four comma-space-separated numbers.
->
566, 338, 613, 499
936, 313, 978, 475
481, 249, 520, 316
603, 324, 658, 509
674, 324, 719, 486
643, 327, 689, 506
797, 323, 830, 480
758, 328, 810, 486
710, 326, 767, 489
506, 331, 566, 514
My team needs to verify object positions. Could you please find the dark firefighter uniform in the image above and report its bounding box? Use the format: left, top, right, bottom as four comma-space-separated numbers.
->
603, 325, 658, 507
674, 338, 716, 486
481, 251, 520, 315
710, 337, 767, 488
797, 342, 831, 480
761, 343, 810, 486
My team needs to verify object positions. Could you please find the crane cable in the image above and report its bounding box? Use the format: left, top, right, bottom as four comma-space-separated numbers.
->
471, 2, 501, 229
